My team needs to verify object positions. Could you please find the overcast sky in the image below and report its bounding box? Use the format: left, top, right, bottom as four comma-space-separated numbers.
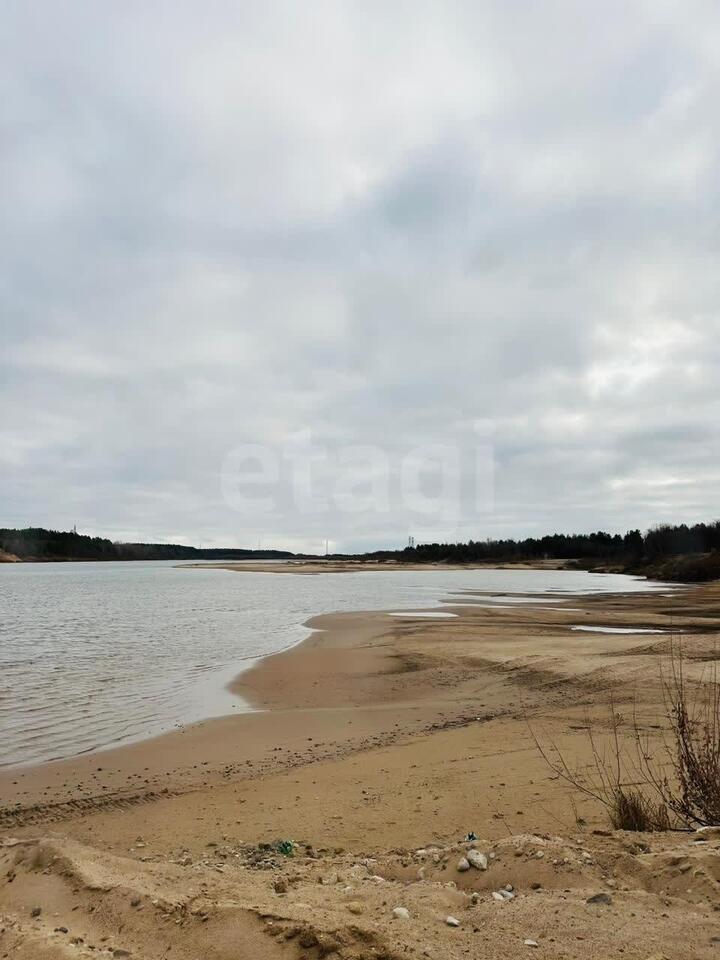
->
2, 1, 719, 553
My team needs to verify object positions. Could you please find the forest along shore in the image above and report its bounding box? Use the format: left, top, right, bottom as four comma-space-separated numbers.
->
2, 581, 720, 959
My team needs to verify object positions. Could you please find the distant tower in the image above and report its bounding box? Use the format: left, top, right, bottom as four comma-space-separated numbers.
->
325, 538, 329, 556
408, 535, 415, 549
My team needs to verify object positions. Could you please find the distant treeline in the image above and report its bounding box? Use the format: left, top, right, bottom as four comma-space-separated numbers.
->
0, 528, 298, 562
356, 521, 720, 581
4, 521, 720, 581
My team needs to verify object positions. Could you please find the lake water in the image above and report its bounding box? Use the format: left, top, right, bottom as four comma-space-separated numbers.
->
0, 562, 664, 768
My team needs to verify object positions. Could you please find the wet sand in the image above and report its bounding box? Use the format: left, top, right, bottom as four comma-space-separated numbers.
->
3, 580, 720, 959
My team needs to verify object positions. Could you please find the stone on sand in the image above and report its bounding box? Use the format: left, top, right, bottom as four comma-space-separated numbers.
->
586, 892, 612, 905
466, 849, 488, 870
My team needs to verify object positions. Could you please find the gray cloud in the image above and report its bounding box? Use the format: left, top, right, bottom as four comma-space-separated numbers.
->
2, 0, 719, 552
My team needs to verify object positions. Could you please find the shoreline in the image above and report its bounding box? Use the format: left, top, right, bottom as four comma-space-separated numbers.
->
0, 567, 665, 780
0, 564, 658, 775
1, 576, 707, 820
4, 580, 720, 959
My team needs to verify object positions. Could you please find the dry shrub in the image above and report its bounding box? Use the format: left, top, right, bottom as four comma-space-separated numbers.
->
609, 788, 670, 832
530, 704, 673, 831
531, 639, 720, 831
639, 640, 720, 827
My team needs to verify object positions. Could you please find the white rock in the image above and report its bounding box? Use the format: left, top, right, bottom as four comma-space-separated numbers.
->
457, 857, 471, 872
492, 891, 505, 901
466, 850, 488, 871
446, 916, 461, 927
524, 939, 539, 948
393, 907, 411, 920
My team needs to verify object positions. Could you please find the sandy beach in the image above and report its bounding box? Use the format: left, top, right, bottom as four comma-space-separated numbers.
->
3, 576, 720, 959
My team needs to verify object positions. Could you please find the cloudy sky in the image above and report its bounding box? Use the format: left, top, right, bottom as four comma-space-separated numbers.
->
2, 1, 719, 553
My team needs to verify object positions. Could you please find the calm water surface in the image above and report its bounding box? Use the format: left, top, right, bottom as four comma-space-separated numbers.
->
0, 562, 664, 767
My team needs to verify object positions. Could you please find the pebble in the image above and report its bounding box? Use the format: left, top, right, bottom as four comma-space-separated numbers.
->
524, 939, 539, 948
347, 902, 364, 915
31, 907, 41, 918
457, 857, 471, 872
491, 888, 514, 901
586, 892, 612, 905
446, 916, 461, 927
466, 850, 488, 871
393, 907, 411, 920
